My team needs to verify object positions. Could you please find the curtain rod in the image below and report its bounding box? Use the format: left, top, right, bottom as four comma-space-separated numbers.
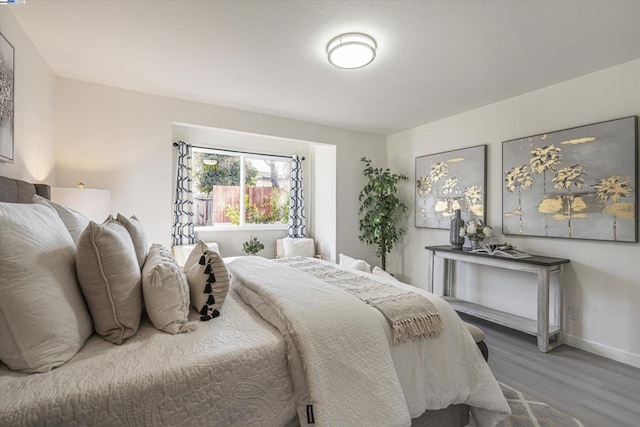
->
173, 142, 305, 161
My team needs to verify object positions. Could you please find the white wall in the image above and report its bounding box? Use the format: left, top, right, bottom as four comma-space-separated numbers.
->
55, 78, 386, 265
0, 9, 55, 183
311, 143, 337, 262
387, 59, 640, 368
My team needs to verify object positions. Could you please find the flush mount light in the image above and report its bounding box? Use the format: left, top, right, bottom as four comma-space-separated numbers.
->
326, 33, 377, 69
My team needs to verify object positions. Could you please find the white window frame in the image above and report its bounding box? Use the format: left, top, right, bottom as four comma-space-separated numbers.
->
192, 147, 290, 231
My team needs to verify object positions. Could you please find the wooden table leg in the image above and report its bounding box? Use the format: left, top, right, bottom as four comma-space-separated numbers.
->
537, 267, 550, 352
427, 249, 434, 293
555, 265, 564, 345
444, 259, 453, 297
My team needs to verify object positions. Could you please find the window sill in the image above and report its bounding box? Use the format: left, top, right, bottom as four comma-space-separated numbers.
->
195, 224, 288, 232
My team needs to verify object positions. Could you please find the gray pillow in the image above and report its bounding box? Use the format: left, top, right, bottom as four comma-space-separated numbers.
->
116, 214, 149, 268
76, 218, 142, 344
142, 244, 194, 334
32, 194, 90, 244
183, 241, 230, 321
0, 201, 93, 372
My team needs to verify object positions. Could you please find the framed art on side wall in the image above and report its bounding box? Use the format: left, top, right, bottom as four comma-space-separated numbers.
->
415, 144, 486, 229
502, 116, 638, 242
0, 31, 13, 163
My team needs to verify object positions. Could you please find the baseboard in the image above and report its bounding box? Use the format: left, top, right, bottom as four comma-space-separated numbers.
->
564, 333, 640, 369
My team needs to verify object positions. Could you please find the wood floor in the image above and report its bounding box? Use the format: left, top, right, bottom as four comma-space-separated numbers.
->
461, 314, 640, 427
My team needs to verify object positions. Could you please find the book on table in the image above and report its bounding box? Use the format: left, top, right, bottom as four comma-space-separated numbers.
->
470, 243, 532, 259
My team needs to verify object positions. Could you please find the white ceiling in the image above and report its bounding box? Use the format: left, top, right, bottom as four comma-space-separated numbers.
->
10, 0, 640, 136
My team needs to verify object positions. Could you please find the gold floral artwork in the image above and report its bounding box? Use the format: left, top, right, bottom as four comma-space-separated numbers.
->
502, 117, 637, 242
0, 31, 13, 163
415, 145, 486, 229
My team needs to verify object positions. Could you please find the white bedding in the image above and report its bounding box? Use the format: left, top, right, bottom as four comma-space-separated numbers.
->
228, 256, 510, 427
0, 255, 508, 427
0, 291, 297, 426
229, 256, 412, 426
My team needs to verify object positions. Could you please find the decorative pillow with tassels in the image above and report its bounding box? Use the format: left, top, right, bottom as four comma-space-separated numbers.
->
183, 241, 230, 321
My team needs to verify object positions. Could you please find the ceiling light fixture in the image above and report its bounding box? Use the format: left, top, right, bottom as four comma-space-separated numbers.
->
326, 33, 377, 69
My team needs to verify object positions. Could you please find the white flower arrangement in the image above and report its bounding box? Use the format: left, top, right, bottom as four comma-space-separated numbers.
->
460, 219, 493, 240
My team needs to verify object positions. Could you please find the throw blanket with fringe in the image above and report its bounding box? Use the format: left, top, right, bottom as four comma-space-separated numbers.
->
275, 257, 444, 344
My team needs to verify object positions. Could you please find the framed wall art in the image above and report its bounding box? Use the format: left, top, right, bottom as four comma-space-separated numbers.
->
502, 116, 638, 242
0, 31, 13, 163
415, 144, 486, 229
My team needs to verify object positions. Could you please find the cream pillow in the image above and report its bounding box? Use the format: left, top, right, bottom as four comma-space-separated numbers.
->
372, 266, 400, 282
282, 237, 315, 258
0, 201, 93, 373
338, 253, 372, 273
142, 244, 194, 334
184, 241, 230, 321
76, 218, 142, 344
32, 194, 90, 244
172, 241, 220, 268
116, 214, 149, 268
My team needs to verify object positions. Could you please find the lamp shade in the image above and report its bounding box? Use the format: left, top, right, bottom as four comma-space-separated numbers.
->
51, 187, 111, 222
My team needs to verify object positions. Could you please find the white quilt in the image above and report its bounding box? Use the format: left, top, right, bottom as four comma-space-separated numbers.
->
0, 291, 297, 426
228, 256, 510, 427
229, 256, 412, 426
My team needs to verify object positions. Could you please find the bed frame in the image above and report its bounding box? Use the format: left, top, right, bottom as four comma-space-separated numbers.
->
0, 175, 470, 427
0, 176, 50, 202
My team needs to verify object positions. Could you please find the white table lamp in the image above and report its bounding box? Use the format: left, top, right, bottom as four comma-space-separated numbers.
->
51, 184, 111, 222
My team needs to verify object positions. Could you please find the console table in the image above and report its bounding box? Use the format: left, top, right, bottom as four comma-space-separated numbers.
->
425, 245, 570, 352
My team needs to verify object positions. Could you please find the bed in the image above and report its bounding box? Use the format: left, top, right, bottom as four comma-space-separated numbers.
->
0, 175, 509, 426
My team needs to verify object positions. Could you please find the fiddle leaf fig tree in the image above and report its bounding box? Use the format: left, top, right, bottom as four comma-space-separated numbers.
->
358, 157, 408, 271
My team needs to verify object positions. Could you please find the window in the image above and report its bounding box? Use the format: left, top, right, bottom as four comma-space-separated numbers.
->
192, 148, 291, 228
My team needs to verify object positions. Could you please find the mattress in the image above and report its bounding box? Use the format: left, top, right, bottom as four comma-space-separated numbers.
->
0, 290, 298, 426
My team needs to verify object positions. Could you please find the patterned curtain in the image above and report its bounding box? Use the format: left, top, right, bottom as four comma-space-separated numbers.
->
172, 141, 196, 246
288, 155, 306, 237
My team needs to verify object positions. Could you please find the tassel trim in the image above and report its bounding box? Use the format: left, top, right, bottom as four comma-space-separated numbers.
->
391, 314, 444, 345
179, 323, 198, 333
197, 250, 223, 322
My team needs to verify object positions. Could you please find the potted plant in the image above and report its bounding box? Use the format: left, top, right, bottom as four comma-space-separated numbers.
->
460, 219, 493, 250
242, 236, 264, 255
358, 157, 408, 271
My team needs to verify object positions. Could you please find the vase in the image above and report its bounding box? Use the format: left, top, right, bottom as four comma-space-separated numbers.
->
470, 237, 481, 250
449, 209, 465, 250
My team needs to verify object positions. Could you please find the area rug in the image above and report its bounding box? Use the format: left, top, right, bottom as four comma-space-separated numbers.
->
469, 382, 584, 427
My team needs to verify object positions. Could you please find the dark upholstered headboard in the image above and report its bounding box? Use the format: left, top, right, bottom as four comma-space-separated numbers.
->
0, 176, 51, 203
